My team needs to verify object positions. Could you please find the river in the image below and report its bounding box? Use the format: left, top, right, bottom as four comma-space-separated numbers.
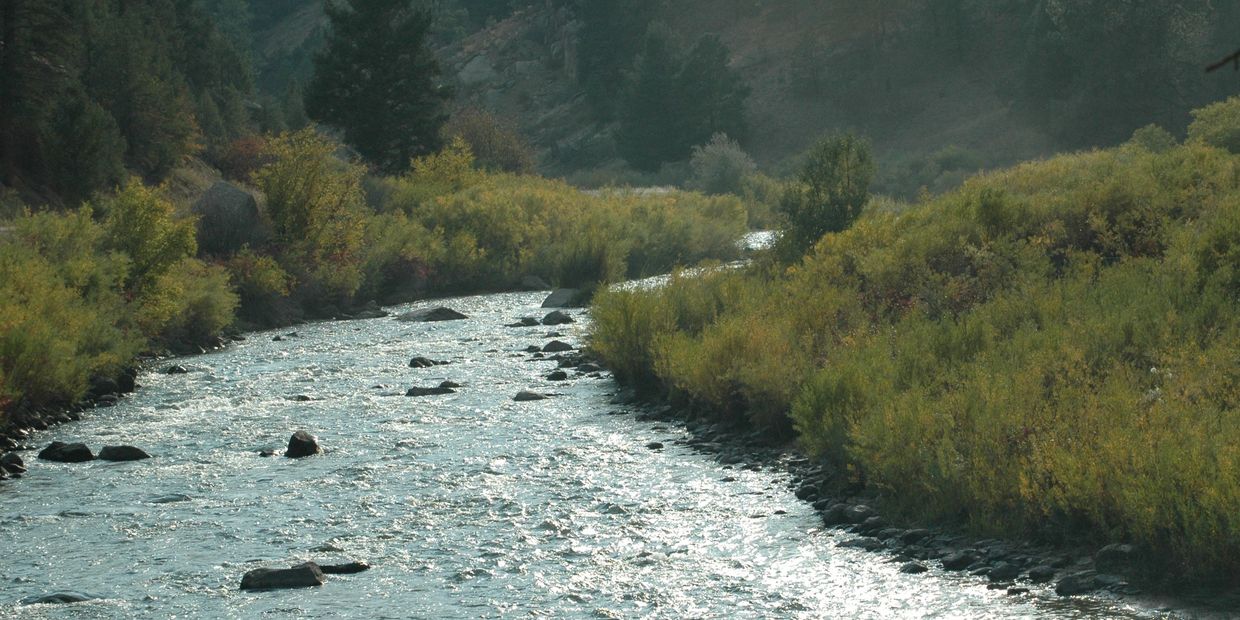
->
0, 290, 1188, 618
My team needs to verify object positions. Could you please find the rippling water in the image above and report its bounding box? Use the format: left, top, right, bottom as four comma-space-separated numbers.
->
0, 291, 1190, 618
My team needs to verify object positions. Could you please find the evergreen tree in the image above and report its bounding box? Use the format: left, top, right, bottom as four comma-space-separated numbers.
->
615, 28, 749, 172
615, 27, 682, 171
306, 0, 450, 174
577, 0, 660, 119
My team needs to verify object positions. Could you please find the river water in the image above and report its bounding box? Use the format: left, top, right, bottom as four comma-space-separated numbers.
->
0, 291, 1187, 618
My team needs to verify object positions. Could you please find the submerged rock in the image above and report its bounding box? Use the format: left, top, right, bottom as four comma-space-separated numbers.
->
396, 307, 468, 322
514, 391, 548, 402
285, 431, 321, 458
19, 591, 98, 605
38, 441, 94, 463
438, 381, 463, 389
1055, 571, 1101, 596
542, 340, 574, 353
98, 445, 151, 461
1, 452, 26, 475
546, 370, 568, 381
541, 310, 575, 326
405, 386, 456, 397
165, 364, 189, 374
319, 561, 371, 574
506, 317, 540, 328
240, 562, 326, 590
408, 357, 449, 368
900, 562, 929, 574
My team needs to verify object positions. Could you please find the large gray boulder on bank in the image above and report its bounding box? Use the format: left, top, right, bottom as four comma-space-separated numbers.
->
240, 562, 326, 590
541, 288, 586, 308
193, 181, 267, 256
285, 431, 321, 458
396, 307, 469, 322
98, 445, 151, 461
38, 442, 94, 463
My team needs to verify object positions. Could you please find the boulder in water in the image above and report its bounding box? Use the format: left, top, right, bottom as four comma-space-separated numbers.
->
38, 441, 94, 463
286, 431, 321, 458
408, 356, 449, 368
506, 317, 540, 328
514, 391, 548, 402
541, 288, 586, 308
165, 364, 189, 374
1, 452, 26, 475
546, 370, 568, 381
19, 591, 98, 605
98, 445, 151, 461
1055, 571, 1101, 596
319, 561, 371, 574
541, 310, 575, 326
542, 340, 573, 353
240, 562, 326, 590
406, 386, 456, 397
396, 307, 468, 322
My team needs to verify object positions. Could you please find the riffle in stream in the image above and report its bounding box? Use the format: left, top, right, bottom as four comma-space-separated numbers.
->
0, 291, 1191, 618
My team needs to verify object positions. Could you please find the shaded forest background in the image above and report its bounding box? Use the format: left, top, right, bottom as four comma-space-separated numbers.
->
3, 0, 1238, 209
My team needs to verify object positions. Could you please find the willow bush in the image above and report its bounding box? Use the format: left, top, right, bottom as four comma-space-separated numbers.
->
589, 123, 1240, 582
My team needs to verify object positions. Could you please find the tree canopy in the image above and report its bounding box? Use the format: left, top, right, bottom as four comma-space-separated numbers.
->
306, 0, 451, 174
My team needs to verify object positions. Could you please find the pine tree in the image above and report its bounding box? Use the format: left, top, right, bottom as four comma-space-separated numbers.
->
306, 0, 450, 174
615, 27, 682, 171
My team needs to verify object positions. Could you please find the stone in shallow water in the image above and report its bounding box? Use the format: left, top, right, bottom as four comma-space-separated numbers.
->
240, 562, 326, 590
319, 561, 370, 574
19, 591, 98, 605
405, 386, 456, 397
396, 307, 468, 322
98, 445, 151, 461
38, 441, 94, 463
900, 562, 928, 574
514, 391, 548, 402
541, 310, 575, 326
542, 340, 573, 353
285, 431, 321, 459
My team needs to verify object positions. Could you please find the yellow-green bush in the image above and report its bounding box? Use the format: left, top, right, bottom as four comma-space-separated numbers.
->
590, 126, 1240, 582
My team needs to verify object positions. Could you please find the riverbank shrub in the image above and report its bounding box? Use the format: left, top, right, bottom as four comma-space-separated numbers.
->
589, 130, 1240, 583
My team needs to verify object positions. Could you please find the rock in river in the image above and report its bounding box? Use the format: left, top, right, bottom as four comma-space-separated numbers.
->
541, 310, 575, 326
165, 364, 189, 374
319, 561, 371, 574
286, 431, 321, 458
396, 307, 468, 322
409, 357, 449, 368
406, 386, 456, 397
542, 340, 574, 353
514, 391, 548, 402
506, 317, 540, 328
19, 591, 98, 605
1, 452, 26, 475
98, 445, 151, 461
541, 288, 585, 308
240, 562, 327, 590
38, 441, 94, 463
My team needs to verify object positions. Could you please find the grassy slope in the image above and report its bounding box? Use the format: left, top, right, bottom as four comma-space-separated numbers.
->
589, 136, 1240, 584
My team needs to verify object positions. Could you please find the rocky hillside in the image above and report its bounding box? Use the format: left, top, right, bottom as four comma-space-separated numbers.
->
254, 1, 1237, 192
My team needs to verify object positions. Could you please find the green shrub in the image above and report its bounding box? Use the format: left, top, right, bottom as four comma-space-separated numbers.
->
443, 108, 536, 174
225, 248, 295, 326
1188, 96, 1240, 153
1128, 124, 1177, 153
97, 181, 197, 292
777, 133, 875, 261
688, 133, 757, 196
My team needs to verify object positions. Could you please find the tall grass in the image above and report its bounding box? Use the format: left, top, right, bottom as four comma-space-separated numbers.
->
590, 133, 1240, 583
